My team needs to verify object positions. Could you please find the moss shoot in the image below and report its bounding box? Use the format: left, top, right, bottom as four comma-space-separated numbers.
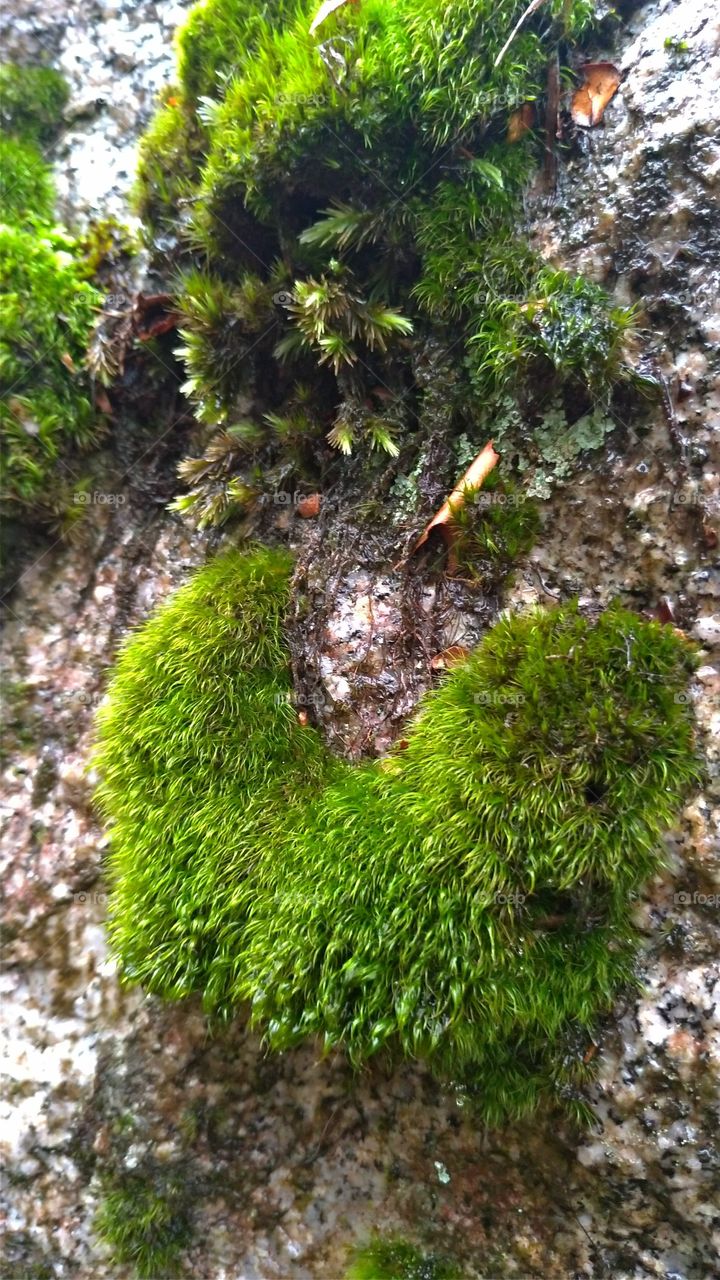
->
95, 548, 699, 1124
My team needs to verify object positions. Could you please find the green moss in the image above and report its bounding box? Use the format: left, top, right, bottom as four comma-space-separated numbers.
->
0, 136, 55, 224
0, 222, 102, 509
0, 64, 104, 529
96, 548, 700, 1123
94, 1172, 191, 1279
94, 546, 339, 1001
0, 64, 69, 144
347, 1238, 462, 1280
131, 0, 640, 527
452, 470, 540, 585
133, 91, 206, 228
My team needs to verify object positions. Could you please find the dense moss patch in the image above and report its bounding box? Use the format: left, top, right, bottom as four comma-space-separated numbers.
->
95, 548, 699, 1124
132, 0, 642, 530
94, 546, 340, 998
0, 64, 102, 527
0, 64, 69, 144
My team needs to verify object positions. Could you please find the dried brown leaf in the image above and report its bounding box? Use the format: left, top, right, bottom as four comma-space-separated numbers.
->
507, 103, 534, 143
411, 440, 500, 557
570, 62, 620, 128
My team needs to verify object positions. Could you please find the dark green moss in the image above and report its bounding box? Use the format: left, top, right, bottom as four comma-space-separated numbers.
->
94, 1172, 192, 1279
0, 64, 69, 144
96, 548, 700, 1124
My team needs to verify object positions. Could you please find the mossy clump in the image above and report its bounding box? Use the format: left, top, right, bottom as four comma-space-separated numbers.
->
96, 548, 700, 1123
347, 1238, 461, 1280
0, 64, 69, 144
0, 223, 102, 508
0, 135, 55, 224
94, 546, 339, 999
94, 1172, 191, 1279
0, 65, 103, 526
132, 0, 639, 529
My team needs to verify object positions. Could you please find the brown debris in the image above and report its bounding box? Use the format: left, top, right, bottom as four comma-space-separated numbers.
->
408, 440, 500, 568
508, 103, 535, 143
570, 62, 621, 128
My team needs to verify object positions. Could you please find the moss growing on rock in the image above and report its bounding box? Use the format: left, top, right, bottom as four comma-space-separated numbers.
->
0, 223, 102, 509
347, 1237, 461, 1280
96, 548, 699, 1123
0, 64, 69, 144
94, 1171, 191, 1279
0, 135, 55, 224
94, 546, 339, 1001
0, 65, 102, 527
132, 0, 640, 529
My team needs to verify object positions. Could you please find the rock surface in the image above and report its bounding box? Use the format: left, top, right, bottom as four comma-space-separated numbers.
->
1, 1, 719, 1277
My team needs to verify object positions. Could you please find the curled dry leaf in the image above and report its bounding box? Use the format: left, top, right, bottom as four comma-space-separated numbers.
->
571, 62, 621, 128
297, 710, 309, 727
409, 440, 500, 565
507, 103, 534, 143
430, 646, 471, 670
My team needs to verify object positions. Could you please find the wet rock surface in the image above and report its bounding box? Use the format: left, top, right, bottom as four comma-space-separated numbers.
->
0, 0, 191, 226
1, 0, 720, 1277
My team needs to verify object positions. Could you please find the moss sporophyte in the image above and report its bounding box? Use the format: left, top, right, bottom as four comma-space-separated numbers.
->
95, 547, 700, 1127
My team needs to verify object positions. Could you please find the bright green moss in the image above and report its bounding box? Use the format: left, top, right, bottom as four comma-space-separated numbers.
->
0, 64, 69, 144
0, 64, 103, 526
94, 1173, 191, 1279
347, 1238, 461, 1280
0, 136, 55, 224
94, 546, 340, 1002
0, 223, 102, 508
96, 548, 699, 1123
176, 0, 292, 105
